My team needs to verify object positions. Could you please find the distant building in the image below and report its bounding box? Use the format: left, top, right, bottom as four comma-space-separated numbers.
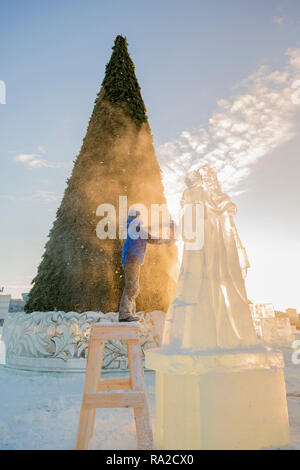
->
9, 298, 25, 312
0, 295, 11, 325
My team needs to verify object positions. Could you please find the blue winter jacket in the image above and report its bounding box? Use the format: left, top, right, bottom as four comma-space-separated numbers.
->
121, 216, 166, 265
121, 216, 148, 265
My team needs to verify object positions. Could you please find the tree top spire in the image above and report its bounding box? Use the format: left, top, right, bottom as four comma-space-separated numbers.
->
101, 35, 147, 125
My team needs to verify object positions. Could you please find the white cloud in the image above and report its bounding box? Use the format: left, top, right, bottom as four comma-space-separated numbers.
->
14, 150, 72, 169
157, 47, 300, 219
24, 191, 60, 203
0, 191, 60, 203
286, 48, 300, 70
272, 16, 283, 25
32, 191, 60, 202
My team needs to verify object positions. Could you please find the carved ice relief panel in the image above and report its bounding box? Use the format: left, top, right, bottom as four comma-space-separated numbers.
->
2, 310, 165, 370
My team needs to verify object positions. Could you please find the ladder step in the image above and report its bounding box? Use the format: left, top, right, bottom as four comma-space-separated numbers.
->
98, 378, 131, 391
91, 325, 139, 341
83, 391, 145, 409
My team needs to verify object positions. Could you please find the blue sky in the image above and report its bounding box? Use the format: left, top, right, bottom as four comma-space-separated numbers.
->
0, 0, 300, 310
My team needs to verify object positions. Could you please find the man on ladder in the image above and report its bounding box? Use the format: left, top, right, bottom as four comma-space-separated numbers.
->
119, 209, 175, 322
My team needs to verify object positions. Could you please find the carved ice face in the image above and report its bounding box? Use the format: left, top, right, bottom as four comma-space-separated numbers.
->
185, 170, 200, 187
197, 165, 220, 192
185, 166, 221, 195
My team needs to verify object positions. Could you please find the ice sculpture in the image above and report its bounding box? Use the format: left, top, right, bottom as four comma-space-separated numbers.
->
145, 165, 289, 450
163, 165, 258, 350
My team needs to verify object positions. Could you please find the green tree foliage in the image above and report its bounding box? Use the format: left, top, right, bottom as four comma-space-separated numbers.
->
25, 35, 178, 314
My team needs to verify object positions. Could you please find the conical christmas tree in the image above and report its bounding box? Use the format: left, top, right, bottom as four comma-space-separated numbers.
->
25, 35, 178, 314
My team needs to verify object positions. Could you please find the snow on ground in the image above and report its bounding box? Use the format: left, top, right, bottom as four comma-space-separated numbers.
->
0, 341, 299, 449
0, 365, 156, 450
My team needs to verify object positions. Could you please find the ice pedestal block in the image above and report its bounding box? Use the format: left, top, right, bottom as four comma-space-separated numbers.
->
145, 347, 290, 450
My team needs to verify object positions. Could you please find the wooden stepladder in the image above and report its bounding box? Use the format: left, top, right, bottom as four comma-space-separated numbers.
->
75, 323, 153, 450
